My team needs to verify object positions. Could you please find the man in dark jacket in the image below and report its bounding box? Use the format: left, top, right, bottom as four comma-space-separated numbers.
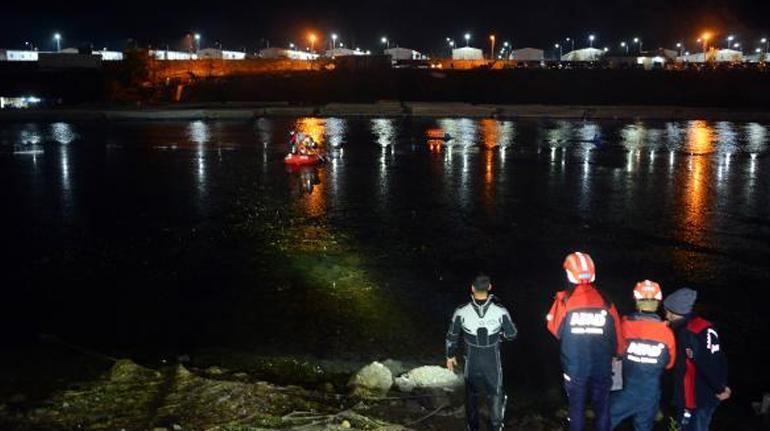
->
446, 274, 518, 431
546, 252, 624, 431
664, 288, 731, 431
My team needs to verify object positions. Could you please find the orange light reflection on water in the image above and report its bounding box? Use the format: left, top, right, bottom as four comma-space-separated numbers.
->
673, 121, 715, 275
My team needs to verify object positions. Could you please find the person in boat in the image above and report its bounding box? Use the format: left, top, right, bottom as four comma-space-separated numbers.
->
446, 274, 517, 431
289, 131, 309, 155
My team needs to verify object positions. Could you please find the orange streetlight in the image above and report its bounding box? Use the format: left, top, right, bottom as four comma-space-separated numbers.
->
489, 34, 496, 60
308, 33, 317, 53
700, 32, 711, 59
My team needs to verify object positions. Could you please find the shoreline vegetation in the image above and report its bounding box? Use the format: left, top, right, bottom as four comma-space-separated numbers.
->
2, 102, 770, 122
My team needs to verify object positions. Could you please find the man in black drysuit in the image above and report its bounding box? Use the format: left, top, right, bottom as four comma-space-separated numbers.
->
446, 274, 518, 431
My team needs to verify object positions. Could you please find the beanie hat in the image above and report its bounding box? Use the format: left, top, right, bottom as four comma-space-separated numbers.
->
663, 288, 698, 315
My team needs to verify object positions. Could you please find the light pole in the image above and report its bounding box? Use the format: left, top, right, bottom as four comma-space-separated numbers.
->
620, 41, 628, 54
489, 35, 495, 60
447, 38, 455, 57
503, 41, 509, 59
698, 33, 711, 61
763, 38, 769, 55
289, 42, 295, 50
565, 37, 574, 52
726, 35, 734, 49
733, 42, 741, 53
309, 33, 316, 53
381, 36, 389, 50
588, 34, 595, 48
464, 33, 471, 47
194, 33, 201, 51
331, 33, 338, 50
53, 33, 61, 52
555, 43, 562, 60
676, 42, 683, 57
633, 37, 642, 53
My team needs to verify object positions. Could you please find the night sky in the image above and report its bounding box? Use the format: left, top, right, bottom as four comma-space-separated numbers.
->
2, 0, 769, 54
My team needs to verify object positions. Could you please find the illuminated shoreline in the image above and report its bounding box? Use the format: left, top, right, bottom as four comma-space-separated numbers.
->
3, 102, 770, 122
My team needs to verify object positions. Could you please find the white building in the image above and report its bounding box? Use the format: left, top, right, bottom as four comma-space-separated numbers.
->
324, 48, 365, 58
149, 50, 197, 60
385, 47, 425, 61
0, 49, 40, 61
93, 50, 123, 61
197, 48, 246, 60
259, 47, 319, 60
680, 49, 743, 63
452, 47, 483, 60
509, 47, 544, 61
561, 47, 605, 62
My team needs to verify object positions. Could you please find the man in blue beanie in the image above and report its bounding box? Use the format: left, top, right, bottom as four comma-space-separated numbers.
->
664, 288, 730, 431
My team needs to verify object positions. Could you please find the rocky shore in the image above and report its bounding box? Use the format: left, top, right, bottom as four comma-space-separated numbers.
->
3, 102, 770, 122
0, 357, 564, 431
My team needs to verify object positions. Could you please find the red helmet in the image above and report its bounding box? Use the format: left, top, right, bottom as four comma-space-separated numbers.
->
633, 280, 662, 301
563, 252, 596, 284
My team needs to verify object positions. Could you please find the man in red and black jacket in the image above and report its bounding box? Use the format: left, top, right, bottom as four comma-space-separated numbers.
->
546, 252, 624, 431
664, 288, 731, 431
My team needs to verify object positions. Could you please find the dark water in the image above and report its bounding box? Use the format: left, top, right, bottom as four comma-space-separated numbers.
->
1, 118, 769, 405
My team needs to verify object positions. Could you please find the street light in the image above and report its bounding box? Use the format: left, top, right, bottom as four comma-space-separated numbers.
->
194, 33, 201, 51
633, 37, 642, 53
565, 37, 574, 52
289, 42, 295, 49
555, 43, 562, 59
381, 36, 389, 49
588, 34, 595, 48
726, 35, 734, 49
308, 33, 317, 53
489, 35, 495, 60
331, 33, 338, 50
762, 37, 768, 55
620, 41, 628, 54
464, 33, 471, 47
700, 32, 711, 59
53, 33, 61, 52
676, 42, 683, 57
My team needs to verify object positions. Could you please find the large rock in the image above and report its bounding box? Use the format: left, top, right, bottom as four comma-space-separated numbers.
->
347, 361, 393, 397
402, 366, 463, 390
381, 359, 407, 377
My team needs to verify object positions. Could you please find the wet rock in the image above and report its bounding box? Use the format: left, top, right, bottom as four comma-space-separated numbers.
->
403, 366, 463, 390
205, 366, 226, 376
382, 359, 407, 377
108, 359, 160, 382
394, 375, 416, 393
348, 361, 393, 398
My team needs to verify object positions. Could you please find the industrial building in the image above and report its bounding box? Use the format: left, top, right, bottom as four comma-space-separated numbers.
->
197, 48, 246, 60
384, 47, 425, 61
452, 47, 483, 60
680, 48, 743, 63
561, 47, 605, 62
509, 47, 544, 61
259, 47, 318, 60
324, 48, 366, 58
0, 50, 39, 61
149, 50, 197, 60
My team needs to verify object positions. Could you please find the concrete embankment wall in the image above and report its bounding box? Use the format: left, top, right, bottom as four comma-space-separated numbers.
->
181, 68, 770, 108
4, 103, 770, 122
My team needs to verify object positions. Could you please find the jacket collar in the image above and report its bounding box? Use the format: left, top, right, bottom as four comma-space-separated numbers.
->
471, 294, 494, 318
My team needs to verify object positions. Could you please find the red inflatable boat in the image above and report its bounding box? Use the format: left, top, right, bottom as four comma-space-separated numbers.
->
284, 153, 323, 166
